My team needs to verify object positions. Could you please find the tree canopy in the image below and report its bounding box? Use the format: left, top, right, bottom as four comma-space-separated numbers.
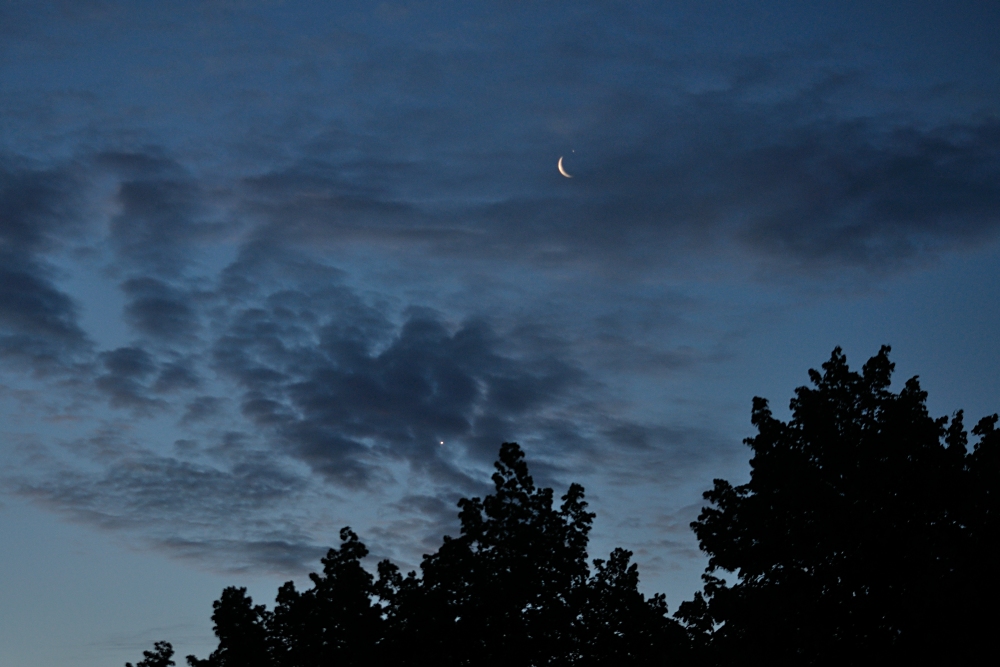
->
126, 641, 175, 667
678, 346, 1000, 665
144, 442, 688, 667
129, 347, 999, 667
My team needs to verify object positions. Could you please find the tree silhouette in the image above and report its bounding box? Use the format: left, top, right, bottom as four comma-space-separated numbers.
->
387, 442, 598, 666
578, 548, 689, 667
182, 443, 691, 666
185, 587, 270, 667
126, 641, 175, 667
144, 353, 999, 666
386, 442, 692, 666
269, 527, 383, 667
678, 346, 1000, 665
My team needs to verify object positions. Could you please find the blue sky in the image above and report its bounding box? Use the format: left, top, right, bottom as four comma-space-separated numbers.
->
1, 2, 998, 664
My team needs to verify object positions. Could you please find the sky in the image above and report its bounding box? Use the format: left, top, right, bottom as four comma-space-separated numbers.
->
1, 1, 998, 664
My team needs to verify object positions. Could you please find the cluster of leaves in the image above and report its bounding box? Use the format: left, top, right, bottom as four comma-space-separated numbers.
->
167, 443, 688, 667
131, 348, 1000, 667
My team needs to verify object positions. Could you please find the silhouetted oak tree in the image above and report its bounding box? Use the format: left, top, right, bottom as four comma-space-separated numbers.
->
677, 346, 1000, 666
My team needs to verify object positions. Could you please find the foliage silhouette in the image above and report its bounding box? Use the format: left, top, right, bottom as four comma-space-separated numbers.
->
388, 442, 596, 665
126, 641, 175, 667
185, 587, 270, 667
132, 349, 999, 667
179, 442, 689, 667
677, 346, 1000, 666
269, 527, 383, 666
577, 548, 689, 667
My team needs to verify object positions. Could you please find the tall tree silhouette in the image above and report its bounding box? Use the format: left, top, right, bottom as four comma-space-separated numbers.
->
180, 443, 692, 666
677, 346, 1000, 665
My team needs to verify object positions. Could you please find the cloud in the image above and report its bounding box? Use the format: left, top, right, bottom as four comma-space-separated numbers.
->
0, 155, 92, 370
209, 265, 587, 487
152, 536, 327, 574
10, 432, 318, 571
5, 108, 994, 569
2, 231, 632, 569
94, 347, 162, 411
181, 396, 226, 424
107, 176, 219, 278
0, 266, 88, 360
235, 78, 1000, 282
2, 4, 998, 584
730, 119, 1000, 273
122, 277, 202, 342
93, 151, 239, 286
93, 346, 201, 410
153, 359, 201, 393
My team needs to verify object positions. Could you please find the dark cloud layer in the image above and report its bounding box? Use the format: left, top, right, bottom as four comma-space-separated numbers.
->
122, 277, 202, 342
0, 156, 91, 369
210, 261, 586, 487
733, 119, 1000, 271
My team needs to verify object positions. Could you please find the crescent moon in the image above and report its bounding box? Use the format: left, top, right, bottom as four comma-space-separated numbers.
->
558, 156, 573, 178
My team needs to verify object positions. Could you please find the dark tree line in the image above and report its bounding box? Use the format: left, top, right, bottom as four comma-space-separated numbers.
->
173, 443, 687, 667
131, 347, 999, 667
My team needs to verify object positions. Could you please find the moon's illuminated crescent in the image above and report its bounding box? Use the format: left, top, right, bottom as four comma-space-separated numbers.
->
558, 156, 573, 178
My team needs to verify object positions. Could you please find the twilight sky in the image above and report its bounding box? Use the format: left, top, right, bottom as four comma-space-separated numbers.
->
1, 1, 999, 665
